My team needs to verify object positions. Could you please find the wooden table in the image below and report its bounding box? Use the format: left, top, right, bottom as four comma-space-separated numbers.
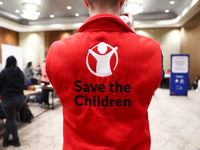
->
24, 85, 55, 109
23, 90, 40, 104
24, 90, 40, 96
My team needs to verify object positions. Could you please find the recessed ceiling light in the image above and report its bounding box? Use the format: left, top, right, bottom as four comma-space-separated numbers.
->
0, 1, 3, 5
75, 13, 79, 17
170, 1, 175, 5
165, 10, 170, 13
67, 6, 72, 10
15, 10, 20, 13
50, 15, 54, 18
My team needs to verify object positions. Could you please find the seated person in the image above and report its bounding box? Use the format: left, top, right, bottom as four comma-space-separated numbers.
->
190, 75, 200, 89
24, 79, 32, 90
38, 61, 50, 108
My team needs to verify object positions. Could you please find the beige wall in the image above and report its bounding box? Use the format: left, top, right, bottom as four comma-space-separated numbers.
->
180, 11, 200, 80
18, 28, 181, 72
135, 28, 181, 71
4, 14, 199, 81
19, 32, 45, 69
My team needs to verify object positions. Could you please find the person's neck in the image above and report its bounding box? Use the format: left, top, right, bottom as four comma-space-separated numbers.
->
89, 9, 121, 17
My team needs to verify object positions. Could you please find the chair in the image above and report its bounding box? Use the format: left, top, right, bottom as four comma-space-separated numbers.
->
28, 78, 40, 103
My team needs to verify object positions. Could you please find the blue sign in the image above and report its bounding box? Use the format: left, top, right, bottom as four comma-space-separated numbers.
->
170, 54, 189, 96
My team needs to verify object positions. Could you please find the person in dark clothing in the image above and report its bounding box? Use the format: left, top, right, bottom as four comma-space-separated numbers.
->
0, 56, 25, 147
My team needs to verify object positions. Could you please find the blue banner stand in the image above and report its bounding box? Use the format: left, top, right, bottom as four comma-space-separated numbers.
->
170, 54, 189, 96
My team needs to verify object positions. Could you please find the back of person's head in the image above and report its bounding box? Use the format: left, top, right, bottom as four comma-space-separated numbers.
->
5, 55, 17, 68
27, 62, 32, 68
87, 0, 121, 13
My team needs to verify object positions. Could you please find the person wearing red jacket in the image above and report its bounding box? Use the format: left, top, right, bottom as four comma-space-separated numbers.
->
46, 0, 163, 149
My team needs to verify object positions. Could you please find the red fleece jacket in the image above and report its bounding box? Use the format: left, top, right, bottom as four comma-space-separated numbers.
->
46, 13, 162, 150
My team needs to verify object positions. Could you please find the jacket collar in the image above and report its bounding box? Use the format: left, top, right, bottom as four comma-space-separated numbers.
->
77, 13, 135, 33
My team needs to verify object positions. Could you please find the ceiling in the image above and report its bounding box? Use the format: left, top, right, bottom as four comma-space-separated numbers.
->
0, 0, 200, 32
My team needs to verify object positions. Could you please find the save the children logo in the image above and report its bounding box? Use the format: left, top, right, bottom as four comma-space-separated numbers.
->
86, 42, 118, 77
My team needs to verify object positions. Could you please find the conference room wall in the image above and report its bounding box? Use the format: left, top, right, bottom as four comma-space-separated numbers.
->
180, 11, 200, 81
0, 27, 19, 64
18, 28, 180, 72
0, 27, 182, 77
19, 30, 74, 69
44, 30, 74, 58
19, 32, 45, 68
135, 28, 181, 72
44, 28, 181, 73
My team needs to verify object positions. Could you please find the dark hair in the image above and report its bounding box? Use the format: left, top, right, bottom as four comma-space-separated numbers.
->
5, 55, 17, 68
27, 62, 32, 68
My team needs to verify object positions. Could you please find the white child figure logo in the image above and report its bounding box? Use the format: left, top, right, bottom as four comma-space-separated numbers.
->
86, 42, 118, 77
